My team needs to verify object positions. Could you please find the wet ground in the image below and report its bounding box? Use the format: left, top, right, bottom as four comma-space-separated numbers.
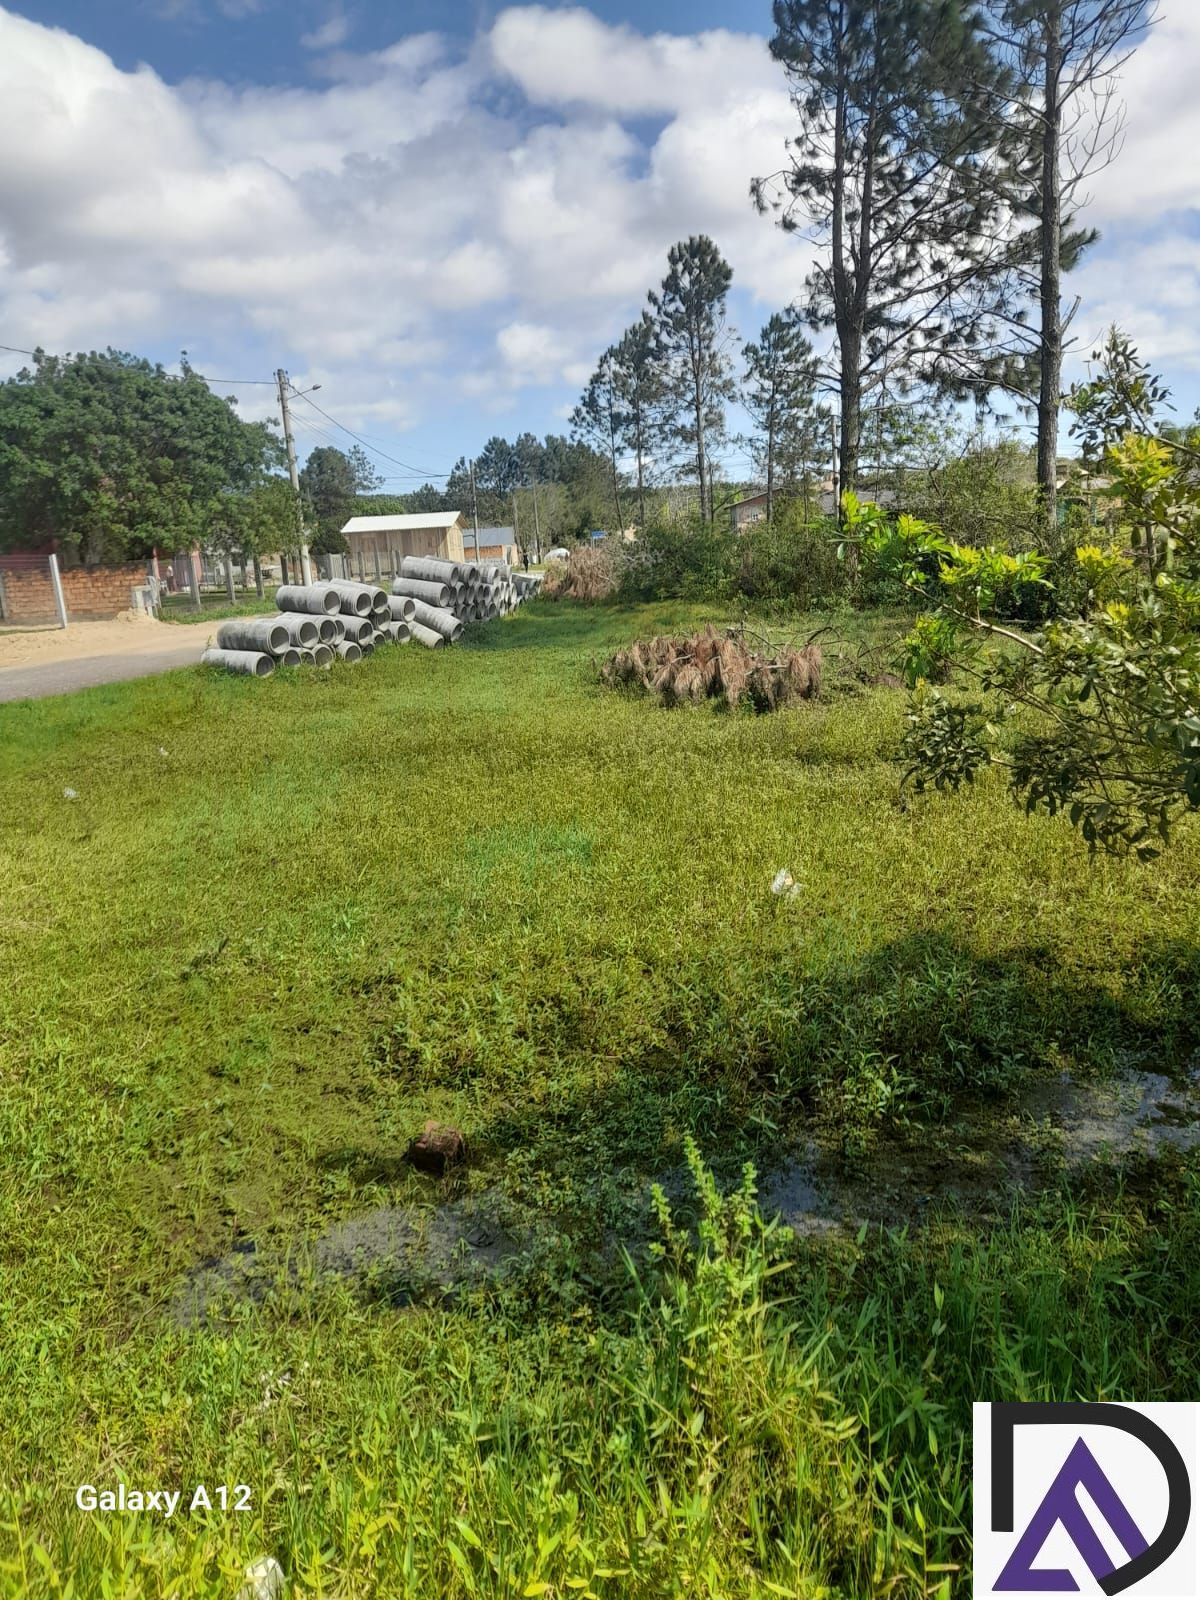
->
174, 1058, 1200, 1325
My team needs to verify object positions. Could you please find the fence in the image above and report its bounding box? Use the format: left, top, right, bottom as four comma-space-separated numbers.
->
0, 554, 155, 625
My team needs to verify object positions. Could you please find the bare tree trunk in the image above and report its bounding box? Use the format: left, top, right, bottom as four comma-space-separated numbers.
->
1037, 4, 1063, 541
766, 413, 775, 522
838, 328, 862, 504
253, 555, 264, 599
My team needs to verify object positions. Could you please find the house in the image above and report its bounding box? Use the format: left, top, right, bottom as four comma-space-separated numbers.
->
730, 492, 770, 531
340, 511, 466, 578
728, 486, 841, 529
463, 526, 520, 565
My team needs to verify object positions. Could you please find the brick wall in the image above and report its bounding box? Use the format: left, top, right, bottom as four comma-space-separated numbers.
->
0, 560, 147, 624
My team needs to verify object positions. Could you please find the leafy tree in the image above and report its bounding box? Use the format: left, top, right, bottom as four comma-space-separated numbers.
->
648, 236, 737, 524
298, 444, 381, 555
894, 334, 1200, 857
742, 308, 822, 520
0, 349, 281, 563
754, 0, 1014, 508
612, 313, 664, 528
571, 351, 626, 531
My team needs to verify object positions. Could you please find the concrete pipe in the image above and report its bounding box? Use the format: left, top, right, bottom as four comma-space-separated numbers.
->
327, 616, 346, 643
272, 612, 320, 648
314, 616, 338, 643
319, 580, 373, 616
384, 621, 412, 643
216, 618, 291, 654
410, 599, 464, 643
359, 637, 375, 657
386, 595, 416, 622
390, 576, 453, 607
400, 555, 463, 585
202, 647, 274, 676
275, 583, 341, 616
278, 647, 302, 667
409, 620, 445, 649
334, 640, 362, 662
312, 642, 334, 667
297, 648, 315, 665
338, 615, 374, 643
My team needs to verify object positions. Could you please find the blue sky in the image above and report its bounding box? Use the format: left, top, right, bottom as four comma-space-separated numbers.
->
2, 0, 1199, 489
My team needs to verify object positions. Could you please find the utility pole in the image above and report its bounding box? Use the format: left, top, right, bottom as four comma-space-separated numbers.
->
530, 476, 541, 567
469, 459, 481, 561
512, 491, 520, 565
276, 368, 313, 585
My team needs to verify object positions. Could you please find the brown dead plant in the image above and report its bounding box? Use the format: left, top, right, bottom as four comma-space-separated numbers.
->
541, 545, 617, 603
601, 623, 821, 712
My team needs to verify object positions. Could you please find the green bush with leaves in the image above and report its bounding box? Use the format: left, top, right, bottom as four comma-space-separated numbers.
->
619, 514, 737, 600
733, 502, 848, 607
899, 335, 1200, 857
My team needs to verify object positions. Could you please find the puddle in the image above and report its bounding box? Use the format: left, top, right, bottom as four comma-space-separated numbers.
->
173, 1061, 1200, 1323
174, 1193, 520, 1327
1022, 1065, 1200, 1165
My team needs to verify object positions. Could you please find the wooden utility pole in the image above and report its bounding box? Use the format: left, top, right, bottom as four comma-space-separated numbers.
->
276, 369, 313, 585
469, 460, 481, 561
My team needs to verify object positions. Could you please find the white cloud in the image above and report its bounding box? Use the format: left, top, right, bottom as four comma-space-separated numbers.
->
0, 0, 1196, 455
300, 12, 350, 51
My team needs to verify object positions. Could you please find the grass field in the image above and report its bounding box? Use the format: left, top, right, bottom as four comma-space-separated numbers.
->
1, 597, 1198, 1597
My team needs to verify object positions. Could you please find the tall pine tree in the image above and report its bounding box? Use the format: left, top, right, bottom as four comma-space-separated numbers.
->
975, 0, 1154, 535
742, 308, 823, 520
611, 312, 664, 529
754, 0, 1014, 508
648, 236, 736, 524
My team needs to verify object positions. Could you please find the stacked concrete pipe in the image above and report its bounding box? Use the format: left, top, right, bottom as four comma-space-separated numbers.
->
202, 647, 275, 676
409, 598, 464, 643
391, 576, 454, 608
275, 583, 341, 616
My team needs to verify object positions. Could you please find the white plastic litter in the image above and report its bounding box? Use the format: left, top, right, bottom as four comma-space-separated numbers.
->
236, 1555, 286, 1600
770, 868, 801, 899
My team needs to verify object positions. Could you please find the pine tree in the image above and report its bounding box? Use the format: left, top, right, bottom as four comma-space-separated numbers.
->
742, 308, 823, 520
571, 351, 626, 531
648, 236, 736, 524
611, 312, 664, 528
975, 0, 1154, 535
754, 0, 1014, 509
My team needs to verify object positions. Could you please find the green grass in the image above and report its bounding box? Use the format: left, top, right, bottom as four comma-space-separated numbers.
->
159, 591, 272, 624
1, 597, 1197, 1597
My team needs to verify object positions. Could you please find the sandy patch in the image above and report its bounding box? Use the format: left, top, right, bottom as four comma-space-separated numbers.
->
0, 613, 199, 667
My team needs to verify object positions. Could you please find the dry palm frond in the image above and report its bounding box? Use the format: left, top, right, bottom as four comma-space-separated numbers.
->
542, 546, 617, 603
601, 627, 822, 713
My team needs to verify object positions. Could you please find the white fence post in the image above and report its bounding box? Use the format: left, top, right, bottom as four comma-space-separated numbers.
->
48, 554, 69, 628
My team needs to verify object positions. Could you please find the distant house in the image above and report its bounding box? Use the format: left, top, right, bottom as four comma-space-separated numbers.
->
340, 511, 466, 576
730, 492, 770, 531
463, 526, 520, 565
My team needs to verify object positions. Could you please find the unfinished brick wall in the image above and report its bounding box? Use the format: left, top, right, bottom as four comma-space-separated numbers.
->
0, 560, 147, 624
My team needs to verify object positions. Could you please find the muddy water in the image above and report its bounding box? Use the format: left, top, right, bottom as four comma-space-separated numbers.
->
175, 1060, 1200, 1324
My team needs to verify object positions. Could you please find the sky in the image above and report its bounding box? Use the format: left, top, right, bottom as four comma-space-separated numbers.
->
1, 0, 1199, 491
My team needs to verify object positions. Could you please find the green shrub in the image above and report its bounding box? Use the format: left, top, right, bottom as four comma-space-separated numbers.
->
619, 514, 737, 600
734, 503, 848, 607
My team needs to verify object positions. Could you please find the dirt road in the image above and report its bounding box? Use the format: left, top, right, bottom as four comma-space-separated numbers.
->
0, 617, 205, 702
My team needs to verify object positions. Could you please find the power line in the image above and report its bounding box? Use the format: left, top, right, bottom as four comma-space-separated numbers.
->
289, 385, 451, 479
